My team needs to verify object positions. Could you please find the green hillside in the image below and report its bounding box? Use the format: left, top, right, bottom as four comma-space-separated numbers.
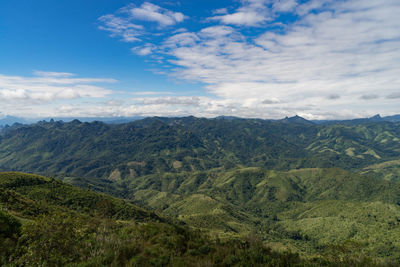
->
362, 160, 400, 182
1, 171, 378, 267
1, 117, 399, 180
0, 172, 159, 222
101, 167, 400, 261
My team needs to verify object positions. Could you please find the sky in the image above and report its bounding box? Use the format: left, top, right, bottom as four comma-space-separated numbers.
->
0, 0, 399, 120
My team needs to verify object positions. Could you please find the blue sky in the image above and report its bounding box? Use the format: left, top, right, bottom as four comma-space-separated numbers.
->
0, 0, 399, 119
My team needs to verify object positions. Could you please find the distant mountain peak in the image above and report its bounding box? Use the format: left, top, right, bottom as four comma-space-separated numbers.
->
282, 115, 314, 125
370, 114, 381, 120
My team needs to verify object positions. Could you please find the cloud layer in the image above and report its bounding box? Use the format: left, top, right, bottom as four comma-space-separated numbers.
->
0, 71, 116, 117
210, 0, 272, 27
3, 0, 400, 119
98, 2, 186, 43
95, 0, 400, 119
171, 1, 399, 118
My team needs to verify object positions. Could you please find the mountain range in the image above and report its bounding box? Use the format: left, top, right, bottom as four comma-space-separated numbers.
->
1, 116, 400, 264
1, 114, 400, 127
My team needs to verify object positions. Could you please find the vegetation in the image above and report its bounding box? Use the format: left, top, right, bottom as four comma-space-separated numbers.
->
1, 172, 386, 266
113, 167, 400, 260
1, 117, 399, 180
1, 116, 400, 264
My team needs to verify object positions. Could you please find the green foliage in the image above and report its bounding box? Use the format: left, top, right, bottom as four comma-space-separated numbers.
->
1, 172, 392, 266
2, 117, 400, 264
107, 167, 400, 261
1, 118, 399, 181
0, 210, 21, 265
0, 172, 352, 267
0, 172, 159, 222
0, 210, 21, 238
8, 211, 387, 267
11, 212, 306, 266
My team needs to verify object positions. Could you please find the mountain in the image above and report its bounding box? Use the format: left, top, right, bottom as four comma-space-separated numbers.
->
313, 114, 400, 125
39, 116, 144, 124
0, 116, 399, 180
2, 116, 400, 263
280, 115, 315, 125
0, 116, 144, 127
0, 116, 30, 126
2, 113, 399, 127
384, 114, 400, 123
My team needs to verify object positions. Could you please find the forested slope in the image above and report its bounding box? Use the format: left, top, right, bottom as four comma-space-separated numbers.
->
1, 117, 399, 179
1, 172, 378, 266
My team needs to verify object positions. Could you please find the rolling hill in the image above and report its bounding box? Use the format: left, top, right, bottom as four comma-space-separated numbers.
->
1, 172, 323, 266
3, 172, 385, 266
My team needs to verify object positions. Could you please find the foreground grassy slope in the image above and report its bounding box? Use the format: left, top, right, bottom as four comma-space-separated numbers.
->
1, 172, 382, 267
0, 172, 159, 222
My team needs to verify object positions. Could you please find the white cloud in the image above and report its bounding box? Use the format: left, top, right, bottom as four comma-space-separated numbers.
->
273, 0, 298, 12
98, 14, 144, 42
132, 43, 157, 56
32, 71, 75, 78
211, 11, 267, 27
208, 0, 298, 27
64, 0, 400, 120
296, 0, 333, 16
199, 26, 235, 38
153, 0, 400, 119
210, 0, 271, 27
163, 31, 199, 49
212, 8, 228, 15
133, 96, 201, 106
0, 72, 114, 103
129, 2, 186, 27
131, 91, 174, 96
99, 2, 187, 55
